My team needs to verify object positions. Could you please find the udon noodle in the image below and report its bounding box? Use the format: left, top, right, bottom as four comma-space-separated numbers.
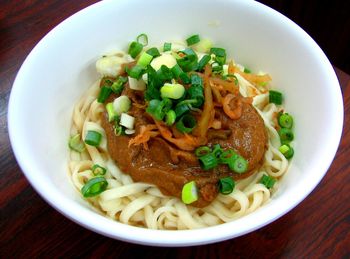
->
68, 37, 291, 230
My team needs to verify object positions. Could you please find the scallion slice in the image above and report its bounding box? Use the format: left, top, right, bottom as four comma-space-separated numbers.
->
278, 113, 293, 129
260, 174, 276, 189
136, 33, 148, 46
146, 47, 161, 57
126, 65, 145, 79
81, 177, 108, 197
228, 155, 248, 174
190, 74, 203, 86
137, 52, 153, 67
92, 164, 107, 176
181, 181, 198, 204
218, 177, 235, 195
106, 102, 118, 122
278, 128, 294, 143
84, 130, 102, 147
269, 90, 283, 105
243, 67, 251, 73
279, 144, 294, 159
68, 134, 85, 153
198, 153, 218, 170
160, 83, 185, 99
197, 54, 211, 71
186, 34, 200, 46
128, 41, 143, 58
195, 146, 211, 157
165, 110, 176, 126
163, 42, 171, 52
176, 114, 196, 133
97, 86, 112, 103
111, 76, 128, 94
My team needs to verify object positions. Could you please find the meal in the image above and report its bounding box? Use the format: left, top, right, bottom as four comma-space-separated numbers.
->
68, 34, 295, 229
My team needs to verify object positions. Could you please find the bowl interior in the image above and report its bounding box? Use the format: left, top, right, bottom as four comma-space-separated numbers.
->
8, 0, 343, 246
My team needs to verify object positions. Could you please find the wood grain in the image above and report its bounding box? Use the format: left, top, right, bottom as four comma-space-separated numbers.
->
0, 1, 349, 258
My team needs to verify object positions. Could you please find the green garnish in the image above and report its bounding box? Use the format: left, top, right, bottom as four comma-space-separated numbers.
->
81, 177, 108, 197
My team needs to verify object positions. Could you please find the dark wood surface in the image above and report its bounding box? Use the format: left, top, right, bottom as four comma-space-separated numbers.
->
1, 1, 349, 258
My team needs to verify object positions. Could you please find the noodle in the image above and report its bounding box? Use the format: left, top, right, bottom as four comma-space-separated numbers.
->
68, 73, 289, 230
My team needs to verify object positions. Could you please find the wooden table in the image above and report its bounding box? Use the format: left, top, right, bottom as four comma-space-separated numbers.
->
1, 1, 349, 258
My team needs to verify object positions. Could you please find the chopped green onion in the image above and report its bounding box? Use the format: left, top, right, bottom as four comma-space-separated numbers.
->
171, 64, 183, 79
210, 47, 226, 65
278, 128, 294, 143
163, 42, 172, 52
195, 146, 211, 157
137, 52, 153, 67
106, 102, 118, 122
120, 113, 135, 129
68, 134, 85, 153
128, 76, 146, 91
190, 74, 203, 86
192, 38, 213, 53
111, 76, 128, 94
223, 74, 238, 85
186, 34, 200, 46
219, 150, 238, 164
114, 124, 124, 136
181, 181, 198, 204
126, 65, 145, 79
84, 130, 102, 147
177, 48, 198, 72
212, 144, 223, 157
228, 155, 248, 173
179, 72, 190, 84
187, 85, 204, 107
136, 33, 148, 46
210, 47, 226, 57
146, 98, 172, 121
157, 65, 173, 82
113, 95, 131, 115
243, 67, 251, 73
260, 174, 276, 189
279, 144, 294, 159
128, 41, 143, 58
197, 54, 211, 71
92, 164, 106, 176
218, 177, 235, 195
165, 110, 176, 126
176, 114, 196, 133
269, 90, 283, 105
81, 177, 108, 197
278, 113, 293, 129
212, 62, 223, 73
160, 83, 185, 99
198, 153, 218, 170
174, 103, 190, 117
97, 86, 112, 103
146, 47, 161, 57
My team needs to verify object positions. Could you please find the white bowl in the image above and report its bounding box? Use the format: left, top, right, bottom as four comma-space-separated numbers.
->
8, 0, 343, 246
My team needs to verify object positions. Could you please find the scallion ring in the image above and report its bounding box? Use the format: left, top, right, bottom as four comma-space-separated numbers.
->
218, 177, 235, 195
198, 153, 218, 170
195, 146, 211, 157
81, 177, 108, 198
176, 114, 196, 133
84, 130, 102, 147
92, 164, 107, 176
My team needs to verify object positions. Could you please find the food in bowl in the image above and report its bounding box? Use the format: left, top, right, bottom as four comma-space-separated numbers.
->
68, 34, 295, 230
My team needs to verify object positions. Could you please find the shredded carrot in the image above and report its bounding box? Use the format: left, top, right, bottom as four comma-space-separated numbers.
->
128, 124, 159, 150
192, 65, 214, 139
222, 94, 243, 120
228, 61, 272, 84
154, 120, 205, 151
210, 77, 239, 94
209, 82, 223, 104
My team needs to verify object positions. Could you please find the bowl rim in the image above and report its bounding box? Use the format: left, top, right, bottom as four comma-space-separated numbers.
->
7, 0, 344, 246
